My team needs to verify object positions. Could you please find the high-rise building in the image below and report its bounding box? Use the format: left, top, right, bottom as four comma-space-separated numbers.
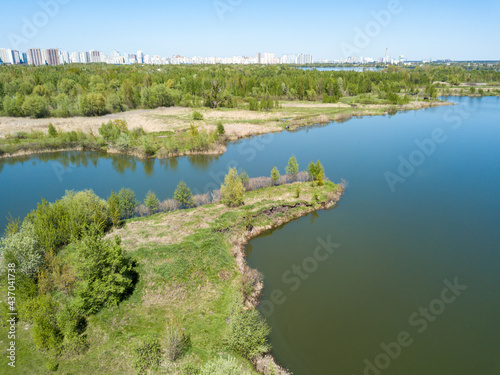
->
27, 48, 44, 65
90, 50, 102, 63
0, 48, 15, 64
80, 51, 90, 63
256, 52, 261, 64
43, 49, 60, 65
137, 50, 144, 64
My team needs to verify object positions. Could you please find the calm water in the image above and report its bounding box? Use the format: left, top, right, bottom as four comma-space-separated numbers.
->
1, 97, 499, 374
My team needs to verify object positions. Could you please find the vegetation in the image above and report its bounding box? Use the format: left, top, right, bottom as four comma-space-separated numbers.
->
221, 167, 245, 207
0, 160, 342, 373
271, 166, 280, 186
174, 180, 195, 208
285, 155, 299, 180
0, 63, 498, 121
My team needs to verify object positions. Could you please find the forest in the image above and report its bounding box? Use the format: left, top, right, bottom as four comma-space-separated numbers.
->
1, 63, 499, 118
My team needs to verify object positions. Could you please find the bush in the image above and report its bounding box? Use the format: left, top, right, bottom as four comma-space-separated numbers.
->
225, 307, 271, 359
193, 110, 204, 120
118, 188, 138, 219
74, 230, 135, 314
216, 121, 225, 136
200, 356, 251, 375
308, 160, 325, 186
48, 123, 58, 137
0, 221, 44, 277
174, 181, 194, 209
141, 136, 160, 156
108, 191, 123, 226
144, 190, 159, 214
239, 170, 250, 189
285, 155, 299, 180
132, 337, 162, 375
270, 166, 280, 186
221, 168, 245, 207
30, 295, 63, 353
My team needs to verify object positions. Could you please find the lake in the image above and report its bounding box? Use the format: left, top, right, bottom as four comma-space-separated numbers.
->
1, 97, 499, 374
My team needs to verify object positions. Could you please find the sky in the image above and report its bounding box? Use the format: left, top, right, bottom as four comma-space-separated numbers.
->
1, 0, 499, 61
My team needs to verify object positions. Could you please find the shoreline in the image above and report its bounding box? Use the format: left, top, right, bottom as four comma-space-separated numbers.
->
0, 100, 453, 160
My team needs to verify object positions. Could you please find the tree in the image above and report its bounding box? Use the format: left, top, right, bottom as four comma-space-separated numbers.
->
307, 160, 325, 184
118, 188, 138, 219
80, 93, 106, 116
174, 181, 194, 209
271, 166, 280, 185
221, 168, 245, 207
74, 230, 135, 314
239, 170, 250, 189
108, 191, 123, 226
22, 95, 48, 118
285, 155, 299, 180
144, 191, 159, 214
0, 221, 44, 277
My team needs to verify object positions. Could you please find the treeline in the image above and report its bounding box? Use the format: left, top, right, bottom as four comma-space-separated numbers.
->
1, 64, 499, 118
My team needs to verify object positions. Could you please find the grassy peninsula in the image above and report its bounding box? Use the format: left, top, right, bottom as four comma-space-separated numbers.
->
0, 165, 343, 374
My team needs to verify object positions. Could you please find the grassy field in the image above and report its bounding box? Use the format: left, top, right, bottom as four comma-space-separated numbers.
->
0, 180, 343, 374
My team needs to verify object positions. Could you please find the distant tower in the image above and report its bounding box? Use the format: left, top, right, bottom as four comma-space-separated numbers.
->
385, 48, 388, 63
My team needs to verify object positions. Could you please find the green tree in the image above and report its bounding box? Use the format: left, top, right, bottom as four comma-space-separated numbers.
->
144, 191, 159, 214
192, 110, 203, 120
107, 191, 123, 226
221, 168, 245, 207
174, 181, 194, 209
270, 166, 280, 185
74, 230, 135, 314
80, 93, 106, 116
307, 160, 325, 185
22, 95, 49, 118
118, 188, 138, 219
285, 155, 299, 180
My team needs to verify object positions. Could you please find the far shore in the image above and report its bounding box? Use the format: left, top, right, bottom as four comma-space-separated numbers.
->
0, 100, 453, 160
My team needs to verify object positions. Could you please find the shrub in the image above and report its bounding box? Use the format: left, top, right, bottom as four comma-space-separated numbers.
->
74, 230, 135, 314
285, 155, 299, 180
295, 185, 301, 198
141, 136, 160, 156
108, 191, 123, 226
99, 120, 122, 142
221, 168, 245, 207
118, 188, 138, 219
193, 110, 204, 120
225, 307, 271, 359
216, 121, 225, 136
200, 356, 251, 375
0, 221, 44, 277
174, 181, 195, 209
48, 123, 58, 137
193, 193, 210, 207
239, 170, 250, 189
30, 295, 63, 353
270, 166, 280, 186
160, 199, 180, 212
144, 191, 160, 214
132, 337, 162, 375
308, 160, 325, 186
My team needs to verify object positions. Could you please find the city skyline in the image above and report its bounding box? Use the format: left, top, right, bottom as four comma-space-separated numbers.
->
1, 0, 499, 61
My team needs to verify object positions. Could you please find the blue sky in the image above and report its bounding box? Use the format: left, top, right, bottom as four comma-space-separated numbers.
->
2, 0, 499, 60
